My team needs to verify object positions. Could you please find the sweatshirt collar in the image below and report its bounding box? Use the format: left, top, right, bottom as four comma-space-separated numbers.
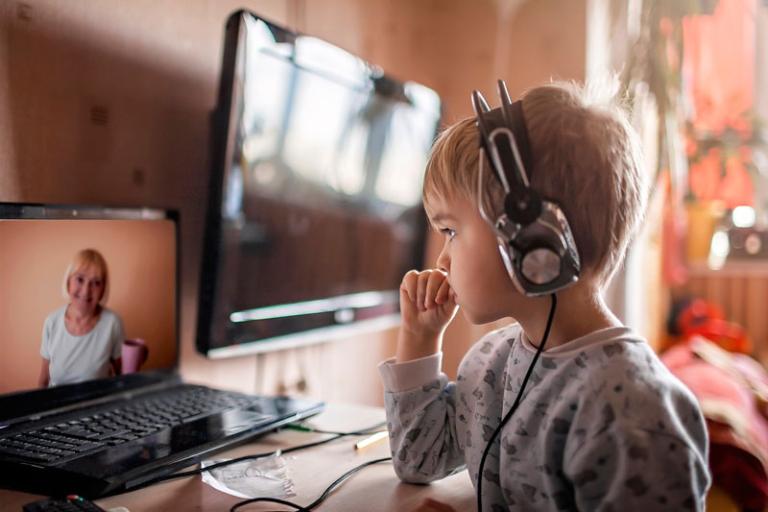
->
519, 325, 642, 357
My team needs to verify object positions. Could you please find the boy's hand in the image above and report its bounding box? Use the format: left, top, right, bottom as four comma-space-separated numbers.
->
399, 269, 458, 336
396, 269, 458, 362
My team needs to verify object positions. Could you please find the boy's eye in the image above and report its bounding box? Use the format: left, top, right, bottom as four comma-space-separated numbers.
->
440, 228, 456, 240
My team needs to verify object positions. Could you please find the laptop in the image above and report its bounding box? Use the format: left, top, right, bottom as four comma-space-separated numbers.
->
0, 203, 324, 498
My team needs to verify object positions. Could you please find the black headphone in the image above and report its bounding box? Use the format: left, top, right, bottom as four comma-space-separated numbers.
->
471, 80, 580, 296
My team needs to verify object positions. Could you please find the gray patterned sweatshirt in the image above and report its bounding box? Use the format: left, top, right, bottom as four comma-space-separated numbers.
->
378, 324, 711, 511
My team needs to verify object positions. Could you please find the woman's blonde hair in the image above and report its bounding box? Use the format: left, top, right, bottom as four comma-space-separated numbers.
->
61, 248, 110, 304
423, 79, 647, 285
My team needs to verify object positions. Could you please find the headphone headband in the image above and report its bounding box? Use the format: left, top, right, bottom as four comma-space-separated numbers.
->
507, 100, 534, 180
472, 82, 534, 193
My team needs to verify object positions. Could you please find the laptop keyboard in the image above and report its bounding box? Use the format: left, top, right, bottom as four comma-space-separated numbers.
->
0, 386, 270, 465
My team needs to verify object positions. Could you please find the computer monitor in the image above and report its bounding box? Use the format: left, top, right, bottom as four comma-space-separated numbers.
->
0, 203, 179, 409
197, 11, 441, 357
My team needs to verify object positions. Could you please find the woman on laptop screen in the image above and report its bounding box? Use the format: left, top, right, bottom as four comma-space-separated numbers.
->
38, 249, 125, 387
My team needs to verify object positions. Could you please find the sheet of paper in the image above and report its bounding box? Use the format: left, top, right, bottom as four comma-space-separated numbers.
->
201, 453, 295, 499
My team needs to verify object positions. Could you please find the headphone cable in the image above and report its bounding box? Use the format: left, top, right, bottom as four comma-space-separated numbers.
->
476, 293, 557, 511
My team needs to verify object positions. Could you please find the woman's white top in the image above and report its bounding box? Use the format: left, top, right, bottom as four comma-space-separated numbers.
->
40, 306, 125, 386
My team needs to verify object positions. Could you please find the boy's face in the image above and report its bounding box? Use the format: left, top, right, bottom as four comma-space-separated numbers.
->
428, 192, 519, 324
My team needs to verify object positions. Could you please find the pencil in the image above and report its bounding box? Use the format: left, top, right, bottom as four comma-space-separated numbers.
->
354, 430, 389, 451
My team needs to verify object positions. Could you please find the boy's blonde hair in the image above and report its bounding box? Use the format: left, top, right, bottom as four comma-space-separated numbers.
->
424, 79, 646, 285
61, 248, 110, 304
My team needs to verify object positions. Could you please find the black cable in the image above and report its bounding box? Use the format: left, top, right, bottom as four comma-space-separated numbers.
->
229, 456, 393, 512
293, 420, 386, 436
476, 293, 557, 512
134, 420, 387, 489
307, 427, 384, 436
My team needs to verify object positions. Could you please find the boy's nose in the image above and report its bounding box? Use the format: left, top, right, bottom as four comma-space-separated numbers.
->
436, 251, 449, 272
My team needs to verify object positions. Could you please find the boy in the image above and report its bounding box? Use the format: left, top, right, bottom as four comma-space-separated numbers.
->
378, 80, 710, 511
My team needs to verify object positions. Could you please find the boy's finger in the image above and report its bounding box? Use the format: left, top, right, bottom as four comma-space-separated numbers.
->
416, 271, 431, 311
400, 270, 419, 303
435, 278, 450, 304
399, 285, 413, 308
424, 271, 444, 308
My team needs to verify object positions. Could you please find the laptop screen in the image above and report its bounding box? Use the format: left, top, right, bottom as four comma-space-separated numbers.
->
0, 204, 179, 401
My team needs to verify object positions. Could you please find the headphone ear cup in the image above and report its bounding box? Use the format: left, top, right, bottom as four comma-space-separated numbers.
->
496, 242, 516, 279
509, 201, 580, 295
520, 247, 561, 285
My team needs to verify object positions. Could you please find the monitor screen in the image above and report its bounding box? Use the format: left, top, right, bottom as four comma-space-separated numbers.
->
197, 11, 441, 357
0, 204, 179, 397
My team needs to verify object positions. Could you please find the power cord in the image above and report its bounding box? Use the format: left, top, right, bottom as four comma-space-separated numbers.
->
476, 293, 557, 512
229, 456, 393, 511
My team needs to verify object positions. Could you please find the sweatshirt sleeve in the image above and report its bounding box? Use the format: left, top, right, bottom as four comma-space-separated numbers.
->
378, 352, 466, 483
564, 383, 710, 511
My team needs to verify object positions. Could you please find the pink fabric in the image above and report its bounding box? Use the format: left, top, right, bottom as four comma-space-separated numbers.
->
662, 338, 768, 509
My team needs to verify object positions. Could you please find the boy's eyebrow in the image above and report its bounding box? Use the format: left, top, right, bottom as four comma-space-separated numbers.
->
429, 213, 456, 224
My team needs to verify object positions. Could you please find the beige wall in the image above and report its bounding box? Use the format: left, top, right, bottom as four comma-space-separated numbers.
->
0, 219, 176, 392
0, 0, 587, 405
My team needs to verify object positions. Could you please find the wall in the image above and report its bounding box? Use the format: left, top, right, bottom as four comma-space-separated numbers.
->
0, 0, 588, 405
0, 218, 176, 392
